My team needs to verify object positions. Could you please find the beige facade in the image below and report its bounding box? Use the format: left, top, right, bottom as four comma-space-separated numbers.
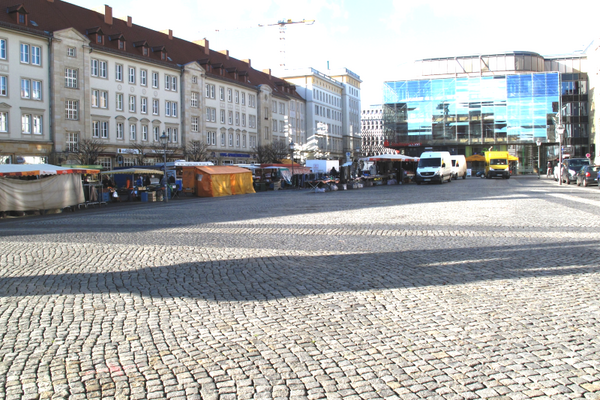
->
0, 26, 52, 164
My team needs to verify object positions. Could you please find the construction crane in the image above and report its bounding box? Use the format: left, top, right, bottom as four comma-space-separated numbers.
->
214, 19, 315, 69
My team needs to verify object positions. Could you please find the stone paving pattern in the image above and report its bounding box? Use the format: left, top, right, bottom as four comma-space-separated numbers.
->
0, 177, 599, 399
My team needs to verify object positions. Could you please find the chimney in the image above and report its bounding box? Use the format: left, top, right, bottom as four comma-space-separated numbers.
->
194, 39, 210, 55
161, 29, 173, 40
127, 16, 132, 27
218, 50, 229, 60
242, 59, 251, 68
263, 69, 271, 80
104, 5, 113, 25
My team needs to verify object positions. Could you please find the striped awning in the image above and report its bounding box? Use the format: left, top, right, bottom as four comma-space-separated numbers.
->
0, 164, 100, 177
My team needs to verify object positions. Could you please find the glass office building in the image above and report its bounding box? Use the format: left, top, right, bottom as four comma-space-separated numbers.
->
382, 52, 589, 172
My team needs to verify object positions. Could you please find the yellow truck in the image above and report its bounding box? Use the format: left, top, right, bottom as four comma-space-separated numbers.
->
485, 151, 510, 179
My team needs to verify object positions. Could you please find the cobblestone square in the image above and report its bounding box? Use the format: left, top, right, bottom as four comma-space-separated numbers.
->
1, 177, 599, 399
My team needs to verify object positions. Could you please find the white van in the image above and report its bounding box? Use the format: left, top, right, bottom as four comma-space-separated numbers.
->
415, 151, 453, 184
450, 155, 467, 180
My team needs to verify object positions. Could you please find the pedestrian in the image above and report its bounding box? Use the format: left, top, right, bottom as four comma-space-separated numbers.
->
547, 161, 553, 177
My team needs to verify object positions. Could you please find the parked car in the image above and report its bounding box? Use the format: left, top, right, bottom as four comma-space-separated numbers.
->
576, 165, 600, 187
560, 158, 590, 184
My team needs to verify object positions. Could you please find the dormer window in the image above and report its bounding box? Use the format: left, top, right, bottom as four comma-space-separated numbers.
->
133, 41, 150, 57
109, 34, 126, 51
7, 5, 29, 25
151, 46, 167, 61
86, 27, 104, 45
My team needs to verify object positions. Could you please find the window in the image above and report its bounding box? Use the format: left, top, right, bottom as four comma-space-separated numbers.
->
192, 75, 197, 84
20, 44, 29, 63
116, 122, 124, 139
191, 117, 199, 132
221, 132, 225, 146
272, 119, 277, 132
272, 100, 277, 113
140, 70, 147, 86
235, 90, 239, 104
142, 125, 148, 141
242, 135, 246, 148
152, 99, 159, 115
210, 85, 215, 99
249, 94, 256, 108
22, 114, 31, 133
228, 133, 233, 147
264, 127, 269, 140
100, 91, 107, 108
165, 75, 171, 90
264, 107, 269, 119
220, 109, 225, 123
227, 88, 232, 102
165, 101, 171, 116
91, 59, 98, 76
235, 133, 240, 147
249, 115, 256, 128
116, 93, 123, 111
65, 101, 78, 120
101, 121, 108, 138
153, 126, 159, 142
92, 121, 100, 137
219, 87, 224, 101
172, 102, 177, 117
130, 124, 136, 140
128, 67, 135, 84
279, 120, 285, 133
67, 47, 76, 58
115, 64, 123, 81
205, 84, 211, 98
66, 132, 78, 152
30, 80, 42, 100
20, 79, 30, 98
242, 113, 246, 127
228, 111, 233, 125
279, 103, 285, 114
206, 107, 216, 122
99, 60, 107, 78
65, 69, 77, 88
152, 72, 159, 88
0, 112, 6, 132
91, 89, 99, 107
249, 135, 256, 148
140, 97, 147, 114
0, 76, 6, 96
129, 95, 136, 112
172, 128, 178, 143
0, 39, 6, 60
235, 112, 240, 126
191, 92, 199, 107
241, 92, 246, 105
31, 46, 41, 66
171, 76, 177, 92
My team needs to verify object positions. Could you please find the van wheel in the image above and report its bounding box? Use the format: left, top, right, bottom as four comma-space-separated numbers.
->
462, 174, 466, 179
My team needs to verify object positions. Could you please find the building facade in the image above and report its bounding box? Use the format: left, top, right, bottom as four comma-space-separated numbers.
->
383, 51, 589, 173
0, 0, 306, 168
360, 105, 396, 157
283, 67, 361, 162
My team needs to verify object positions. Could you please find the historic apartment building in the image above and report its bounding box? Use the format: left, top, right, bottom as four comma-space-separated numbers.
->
283, 67, 361, 162
0, 0, 306, 168
360, 105, 396, 157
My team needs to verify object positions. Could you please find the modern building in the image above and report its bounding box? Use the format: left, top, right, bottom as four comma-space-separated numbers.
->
383, 51, 589, 173
282, 67, 361, 163
0, 0, 306, 168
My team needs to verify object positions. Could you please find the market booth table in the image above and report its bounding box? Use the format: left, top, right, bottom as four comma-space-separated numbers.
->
0, 164, 100, 213
101, 168, 164, 202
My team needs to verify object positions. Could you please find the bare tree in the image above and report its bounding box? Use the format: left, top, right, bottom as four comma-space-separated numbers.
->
150, 142, 180, 163
184, 140, 211, 162
271, 141, 290, 163
252, 145, 272, 164
130, 143, 150, 165
65, 139, 106, 165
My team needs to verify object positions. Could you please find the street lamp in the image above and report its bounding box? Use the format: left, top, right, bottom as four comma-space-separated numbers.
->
289, 142, 295, 188
159, 131, 169, 202
536, 139, 542, 179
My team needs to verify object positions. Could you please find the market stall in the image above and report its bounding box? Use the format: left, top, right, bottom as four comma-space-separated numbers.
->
0, 164, 100, 212
365, 154, 420, 184
182, 165, 255, 197
102, 168, 164, 202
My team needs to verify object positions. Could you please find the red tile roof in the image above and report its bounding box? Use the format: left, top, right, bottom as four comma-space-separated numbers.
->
0, 0, 303, 100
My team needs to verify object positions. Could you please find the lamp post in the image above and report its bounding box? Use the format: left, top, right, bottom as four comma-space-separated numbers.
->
536, 139, 542, 179
289, 142, 295, 188
159, 131, 169, 202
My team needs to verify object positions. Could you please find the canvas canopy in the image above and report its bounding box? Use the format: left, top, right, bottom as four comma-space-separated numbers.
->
366, 154, 420, 162
102, 168, 164, 175
182, 166, 255, 197
0, 164, 100, 177
0, 174, 85, 212
466, 155, 486, 162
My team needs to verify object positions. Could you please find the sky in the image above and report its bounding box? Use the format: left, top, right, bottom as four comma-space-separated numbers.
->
68, 0, 600, 107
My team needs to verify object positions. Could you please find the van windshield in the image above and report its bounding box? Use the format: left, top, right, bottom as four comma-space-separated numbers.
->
418, 158, 441, 168
490, 159, 507, 165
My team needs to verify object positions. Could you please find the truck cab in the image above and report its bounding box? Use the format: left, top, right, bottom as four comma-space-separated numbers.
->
485, 151, 510, 179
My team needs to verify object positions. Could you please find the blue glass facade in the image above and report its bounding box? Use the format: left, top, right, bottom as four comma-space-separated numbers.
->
383, 73, 560, 147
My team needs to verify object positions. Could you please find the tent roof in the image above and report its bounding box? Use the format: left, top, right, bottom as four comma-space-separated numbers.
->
194, 166, 253, 175
0, 164, 100, 177
102, 168, 164, 175
366, 154, 420, 162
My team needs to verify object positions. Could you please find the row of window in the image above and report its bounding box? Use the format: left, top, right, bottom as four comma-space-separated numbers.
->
88, 92, 178, 117
90, 121, 179, 143
205, 84, 257, 107
88, 61, 178, 91
0, 112, 43, 134
313, 88, 341, 107
0, 76, 44, 100
204, 107, 258, 129
0, 39, 42, 66
206, 131, 257, 149
315, 105, 342, 121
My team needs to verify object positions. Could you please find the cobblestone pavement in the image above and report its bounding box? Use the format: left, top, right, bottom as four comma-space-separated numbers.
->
1, 176, 599, 400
